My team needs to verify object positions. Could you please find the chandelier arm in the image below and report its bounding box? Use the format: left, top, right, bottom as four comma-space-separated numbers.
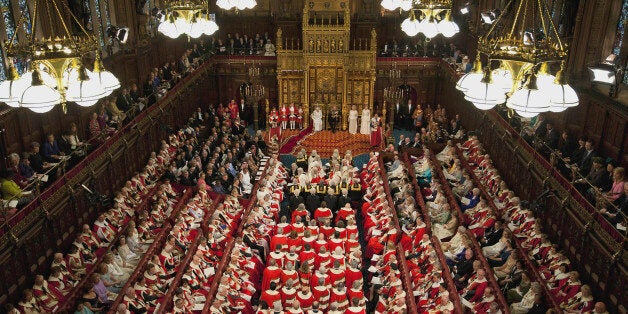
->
515, 0, 529, 40
7, 5, 30, 48
506, 0, 523, 38
29, 0, 38, 45
43, 0, 57, 39
541, 0, 565, 52
536, 0, 548, 51
51, 0, 79, 39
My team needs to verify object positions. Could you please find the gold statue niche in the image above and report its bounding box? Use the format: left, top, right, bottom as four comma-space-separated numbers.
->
275, 0, 377, 131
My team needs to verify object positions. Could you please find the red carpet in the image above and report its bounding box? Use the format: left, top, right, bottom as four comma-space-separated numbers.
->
279, 125, 312, 154
289, 130, 376, 157
261, 129, 302, 145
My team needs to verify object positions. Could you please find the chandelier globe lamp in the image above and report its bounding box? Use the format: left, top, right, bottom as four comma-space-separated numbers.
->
157, 1, 219, 39
0, 0, 120, 113
455, 55, 484, 93
384, 0, 459, 39
217, 0, 257, 11
0, 64, 32, 108
400, 10, 421, 37
456, 0, 578, 117
463, 69, 506, 110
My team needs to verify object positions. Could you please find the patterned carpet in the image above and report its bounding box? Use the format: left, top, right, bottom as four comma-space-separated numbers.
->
260, 129, 302, 146
290, 130, 375, 158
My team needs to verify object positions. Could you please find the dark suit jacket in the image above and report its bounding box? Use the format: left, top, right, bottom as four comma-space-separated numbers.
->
323, 194, 338, 212
544, 129, 559, 149
116, 93, 133, 112
42, 141, 61, 162
610, 196, 627, 224
586, 167, 606, 188
558, 138, 576, 157
288, 195, 304, 211
305, 194, 321, 213
577, 150, 596, 175
29, 153, 45, 173
338, 195, 351, 208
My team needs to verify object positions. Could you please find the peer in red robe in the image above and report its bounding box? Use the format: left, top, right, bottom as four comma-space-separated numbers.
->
296, 285, 314, 310
262, 259, 282, 291
260, 284, 282, 310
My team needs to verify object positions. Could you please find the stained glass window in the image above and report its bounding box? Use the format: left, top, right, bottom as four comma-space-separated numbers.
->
613, 0, 628, 56
1, 0, 17, 42
93, 0, 105, 47
612, 0, 628, 83
0, 45, 6, 81
102, 0, 111, 28
18, 0, 32, 36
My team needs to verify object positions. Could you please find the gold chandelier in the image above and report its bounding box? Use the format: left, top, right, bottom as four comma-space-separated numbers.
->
0, 0, 120, 113
456, 0, 578, 117
382, 0, 459, 39
156, 0, 219, 39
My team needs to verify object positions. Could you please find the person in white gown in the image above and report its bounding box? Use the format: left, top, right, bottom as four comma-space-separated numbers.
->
360, 105, 370, 135
348, 105, 359, 134
312, 106, 323, 132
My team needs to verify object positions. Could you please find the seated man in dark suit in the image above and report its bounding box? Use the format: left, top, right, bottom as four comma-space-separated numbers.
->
116, 88, 133, 112
41, 134, 65, 163
452, 248, 476, 290
538, 123, 559, 157
571, 139, 596, 180
575, 157, 606, 199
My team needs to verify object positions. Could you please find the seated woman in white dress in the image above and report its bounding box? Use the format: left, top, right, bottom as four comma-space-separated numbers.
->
348, 105, 359, 134
312, 106, 323, 132
432, 207, 458, 240
117, 237, 140, 267
510, 282, 542, 314
360, 105, 370, 135
437, 140, 456, 163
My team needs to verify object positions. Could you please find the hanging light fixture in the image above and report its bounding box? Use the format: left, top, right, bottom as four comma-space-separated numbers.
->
401, 10, 421, 37
217, 0, 257, 11
382, 0, 459, 39
455, 55, 484, 93
438, 11, 460, 38
0, 0, 119, 113
381, 0, 412, 11
464, 68, 506, 110
156, 1, 219, 39
0, 64, 31, 108
456, 0, 578, 116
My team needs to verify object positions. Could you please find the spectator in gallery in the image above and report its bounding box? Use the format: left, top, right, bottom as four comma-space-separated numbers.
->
572, 139, 596, 177
7, 153, 28, 188
89, 112, 107, 145
0, 169, 34, 208
116, 88, 134, 112
599, 181, 627, 228
19, 153, 36, 182
28, 142, 49, 174
42, 133, 65, 163
60, 122, 86, 157
106, 97, 127, 125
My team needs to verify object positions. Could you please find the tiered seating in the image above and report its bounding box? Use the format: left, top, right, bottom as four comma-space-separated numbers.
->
154, 194, 248, 313
490, 112, 625, 242
409, 148, 509, 313
105, 189, 200, 313
17, 131, 187, 313
201, 157, 287, 313
359, 153, 414, 313
382, 152, 463, 313
457, 136, 601, 313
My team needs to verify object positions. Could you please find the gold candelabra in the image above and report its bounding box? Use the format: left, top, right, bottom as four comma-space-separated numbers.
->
244, 63, 265, 130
